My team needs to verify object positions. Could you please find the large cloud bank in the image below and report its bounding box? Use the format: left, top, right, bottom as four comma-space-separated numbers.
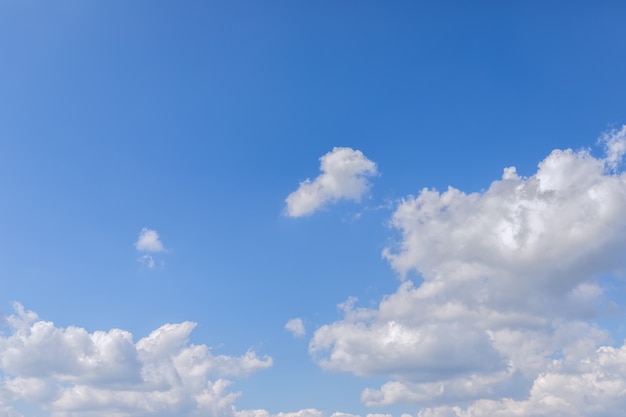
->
310, 126, 626, 416
285, 147, 378, 217
0, 304, 272, 417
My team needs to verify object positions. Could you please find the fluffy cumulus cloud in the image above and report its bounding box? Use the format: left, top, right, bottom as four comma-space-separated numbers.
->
284, 318, 306, 338
0, 304, 272, 417
416, 342, 626, 417
285, 147, 378, 217
310, 127, 626, 416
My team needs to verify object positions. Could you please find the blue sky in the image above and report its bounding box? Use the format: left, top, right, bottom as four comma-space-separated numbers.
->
2, 2, 626, 417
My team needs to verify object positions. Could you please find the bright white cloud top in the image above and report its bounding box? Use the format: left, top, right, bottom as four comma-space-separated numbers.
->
285, 147, 378, 217
309, 126, 626, 416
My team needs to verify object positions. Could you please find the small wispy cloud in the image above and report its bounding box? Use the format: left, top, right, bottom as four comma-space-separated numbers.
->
138, 254, 156, 269
135, 228, 167, 269
135, 228, 165, 252
600, 124, 626, 170
285, 318, 306, 338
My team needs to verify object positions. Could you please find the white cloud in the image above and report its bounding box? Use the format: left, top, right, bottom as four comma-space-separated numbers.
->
285, 147, 378, 217
309, 132, 626, 415
135, 228, 165, 253
284, 318, 306, 338
417, 342, 626, 417
0, 406, 22, 417
0, 303, 272, 417
236, 410, 359, 417
139, 254, 156, 269
600, 125, 626, 171
272, 410, 324, 417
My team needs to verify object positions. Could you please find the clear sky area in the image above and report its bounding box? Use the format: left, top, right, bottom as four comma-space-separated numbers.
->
2, 2, 626, 417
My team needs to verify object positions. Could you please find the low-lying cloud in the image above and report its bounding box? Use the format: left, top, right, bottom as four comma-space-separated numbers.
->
0, 304, 272, 417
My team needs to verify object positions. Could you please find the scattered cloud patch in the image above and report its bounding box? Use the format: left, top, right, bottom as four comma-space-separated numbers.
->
135, 228, 167, 269
0, 304, 272, 417
0, 406, 22, 417
285, 318, 306, 338
309, 130, 626, 416
237, 410, 360, 417
139, 254, 156, 269
135, 228, 165, 252
285, 147, 378, 217
237, 409, 324, 417
600, 125, 626, 171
